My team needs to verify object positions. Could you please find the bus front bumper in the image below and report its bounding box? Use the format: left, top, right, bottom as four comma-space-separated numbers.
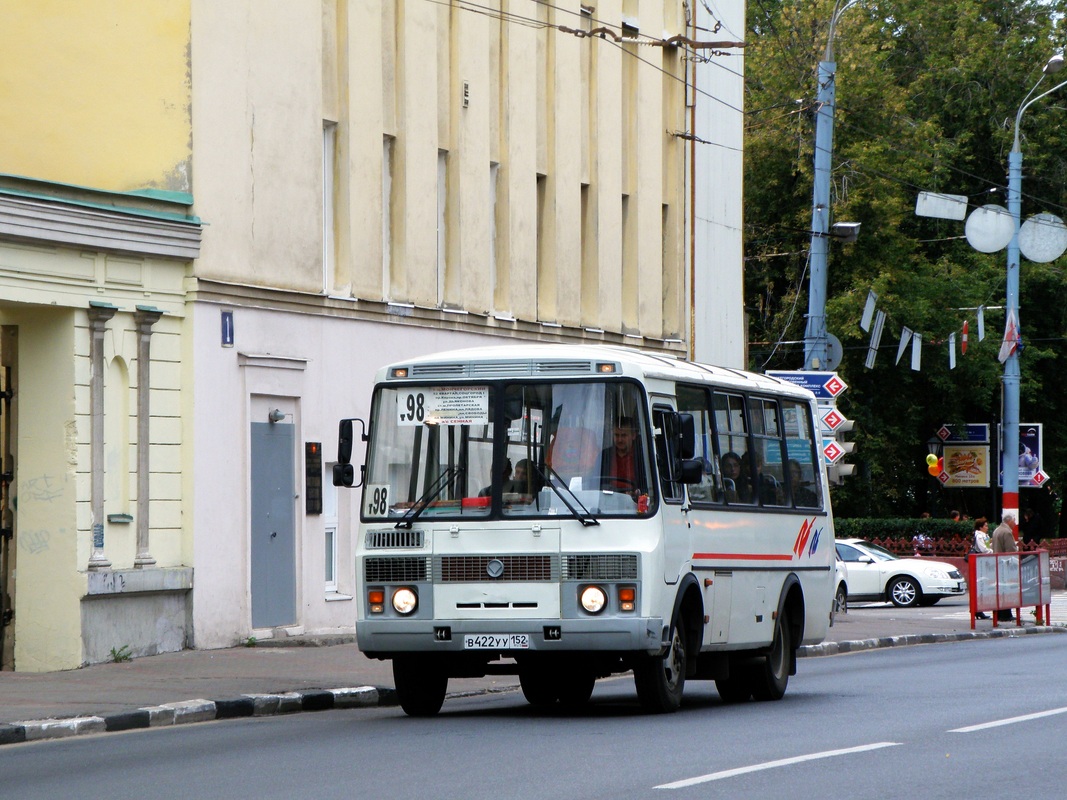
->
357, 616, 665, 655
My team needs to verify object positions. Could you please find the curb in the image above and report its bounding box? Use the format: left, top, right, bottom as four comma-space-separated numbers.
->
798, 624, 1067, 658
0, 685, 397, 747
3, 626, 1064, 747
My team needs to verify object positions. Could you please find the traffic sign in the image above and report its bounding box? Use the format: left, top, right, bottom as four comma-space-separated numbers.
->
820, 407, 848, 432
822, 439, 845, 464
767, 371, 848, 400
1031, 470, 1050, 487
936, 423, 989, 443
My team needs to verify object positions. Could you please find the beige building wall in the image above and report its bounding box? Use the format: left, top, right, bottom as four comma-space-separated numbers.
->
198, 0, 691, 343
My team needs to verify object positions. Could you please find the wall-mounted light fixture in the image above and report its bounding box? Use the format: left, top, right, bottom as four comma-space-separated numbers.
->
268, 408, 286, 423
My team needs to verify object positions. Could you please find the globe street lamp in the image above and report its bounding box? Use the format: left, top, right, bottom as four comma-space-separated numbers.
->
1002, 53, 1066, 523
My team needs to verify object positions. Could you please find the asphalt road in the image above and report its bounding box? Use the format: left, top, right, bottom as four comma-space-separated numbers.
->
3, 631, 1065, 800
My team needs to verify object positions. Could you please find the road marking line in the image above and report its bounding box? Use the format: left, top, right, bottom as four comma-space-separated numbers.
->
950, 706, 1067, 733
654, 742, 902, 789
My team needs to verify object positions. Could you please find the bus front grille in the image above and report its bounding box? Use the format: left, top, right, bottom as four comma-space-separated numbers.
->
436, 555, 557, 582
365, 529, 425, 549
563, 554, 639, 581
364, 556, 431, 583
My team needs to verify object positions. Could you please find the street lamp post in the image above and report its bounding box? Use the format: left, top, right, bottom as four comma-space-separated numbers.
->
804, 0, 861, 371
1002, 53, 1066, 523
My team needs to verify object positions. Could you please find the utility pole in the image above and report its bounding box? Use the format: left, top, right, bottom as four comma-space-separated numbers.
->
804, 0, 860, 372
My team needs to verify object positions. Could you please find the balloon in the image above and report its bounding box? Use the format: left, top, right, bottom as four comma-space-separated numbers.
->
926, 454, 938, 467
928, 464, 940, 476
937, 457, 944, 471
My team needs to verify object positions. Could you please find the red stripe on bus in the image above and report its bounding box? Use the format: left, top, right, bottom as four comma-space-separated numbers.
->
692, 553, 794, 561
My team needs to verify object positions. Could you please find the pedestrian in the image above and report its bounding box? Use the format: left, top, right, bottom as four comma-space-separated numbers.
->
971, 517, 992, 554
991, 513, 1018, 622
970, 517, 992, 619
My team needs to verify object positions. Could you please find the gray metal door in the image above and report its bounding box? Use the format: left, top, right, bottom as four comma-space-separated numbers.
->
250, 421, 296, 628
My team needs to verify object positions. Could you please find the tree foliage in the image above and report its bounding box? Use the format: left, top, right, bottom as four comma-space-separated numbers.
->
744, 0, 1067, 525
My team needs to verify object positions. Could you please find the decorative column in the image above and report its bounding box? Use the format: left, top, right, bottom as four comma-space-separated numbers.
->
134, 306, 163, 568
87, 302, 117, 571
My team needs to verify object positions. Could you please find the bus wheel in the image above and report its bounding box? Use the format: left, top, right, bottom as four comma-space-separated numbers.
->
519, 668, 558, 707
634, 622, 686, 713
393, 656, 447, 717
750, 613, 791, 701
715, 673, 752, 703
556, 672, 596, 710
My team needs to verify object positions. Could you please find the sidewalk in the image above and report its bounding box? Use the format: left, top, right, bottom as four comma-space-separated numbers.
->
1, 594, 1064, 745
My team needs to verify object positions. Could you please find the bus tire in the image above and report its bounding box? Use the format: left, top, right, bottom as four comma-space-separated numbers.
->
634, 621, 686, 713
556, 671, 596, 710
750, 612, 791, 701
519, 668, 558, 707
393, 656, 447, 717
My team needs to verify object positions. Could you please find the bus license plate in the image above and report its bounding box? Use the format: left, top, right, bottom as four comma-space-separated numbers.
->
463, 633, 530, 650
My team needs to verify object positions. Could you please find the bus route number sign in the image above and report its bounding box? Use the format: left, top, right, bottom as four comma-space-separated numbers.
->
396, 387, 489, 426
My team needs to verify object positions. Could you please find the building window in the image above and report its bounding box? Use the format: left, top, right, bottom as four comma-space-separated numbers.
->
437, 150, 448, 306
324, 463, 338, 592
383, 135, 394, 298
322, 122, 337, 294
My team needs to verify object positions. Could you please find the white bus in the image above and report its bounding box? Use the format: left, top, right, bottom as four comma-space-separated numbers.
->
333, 344, 835, 715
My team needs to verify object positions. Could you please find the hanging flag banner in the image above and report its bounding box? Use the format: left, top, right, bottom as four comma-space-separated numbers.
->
911, 332, 922, 371
961, 320, 969, 355
998, 309, 1020, 363
896, 327, 913, 366
977, 306, 986, 341
948, 333, 956, 369
860, 290, 878, 332
865, 309, 886, 369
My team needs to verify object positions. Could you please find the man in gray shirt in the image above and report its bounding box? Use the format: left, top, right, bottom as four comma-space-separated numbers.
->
992, 513, 1018, 622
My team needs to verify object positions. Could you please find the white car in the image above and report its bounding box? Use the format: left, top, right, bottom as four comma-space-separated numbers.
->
834, 538, 967, 608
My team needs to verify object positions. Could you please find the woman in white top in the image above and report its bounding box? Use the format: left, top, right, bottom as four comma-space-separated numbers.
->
970, 517, 992, 620
972, 518, 992, 553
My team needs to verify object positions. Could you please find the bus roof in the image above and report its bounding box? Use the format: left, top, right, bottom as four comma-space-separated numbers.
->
376, 344, 816, 401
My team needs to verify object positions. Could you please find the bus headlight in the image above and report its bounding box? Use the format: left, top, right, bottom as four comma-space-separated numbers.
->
392, 587, 418, 615
580, 585, 607, 614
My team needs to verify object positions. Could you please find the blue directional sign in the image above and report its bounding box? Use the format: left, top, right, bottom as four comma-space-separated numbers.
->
936, 424, 989, 443
766, 371, 848, 400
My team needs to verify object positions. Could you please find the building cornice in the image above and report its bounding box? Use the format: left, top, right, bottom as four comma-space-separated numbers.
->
188, 278, 688, 355
0, 192, 201, 260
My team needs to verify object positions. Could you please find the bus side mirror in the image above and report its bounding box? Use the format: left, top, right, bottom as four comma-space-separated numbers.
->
336, 417, 368, 464
337, 419, 354, 464
333, 463, 355, 487
677, 458, 703, 484
676, 413, 696, 460
334, 418, 367, 488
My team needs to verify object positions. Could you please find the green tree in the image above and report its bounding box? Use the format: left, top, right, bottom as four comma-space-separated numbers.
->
745, 0, 1067, 524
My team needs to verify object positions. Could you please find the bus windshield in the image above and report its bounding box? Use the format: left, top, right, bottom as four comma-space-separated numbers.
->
362, 380, 656, 523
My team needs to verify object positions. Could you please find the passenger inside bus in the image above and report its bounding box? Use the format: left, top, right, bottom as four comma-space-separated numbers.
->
720, 451, 743, 502
600, 416, 647, 494
789, 459, 818, 507
479, 458, 511, 497
743, 449, 784, 506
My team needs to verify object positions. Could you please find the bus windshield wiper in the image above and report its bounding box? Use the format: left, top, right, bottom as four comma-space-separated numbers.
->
532, 462, 599, 527
395, 466, 463, 529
